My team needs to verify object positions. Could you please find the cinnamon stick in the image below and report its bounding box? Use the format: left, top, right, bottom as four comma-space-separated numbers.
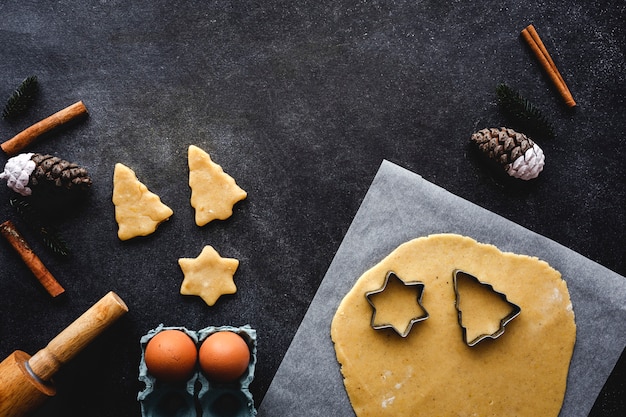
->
0, 101, 88, 156
521, 24, 576, 107
0, 220, 65, 297
526, 25, 568, 91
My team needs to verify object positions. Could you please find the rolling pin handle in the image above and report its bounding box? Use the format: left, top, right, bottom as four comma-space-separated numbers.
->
27, 291, 128, 381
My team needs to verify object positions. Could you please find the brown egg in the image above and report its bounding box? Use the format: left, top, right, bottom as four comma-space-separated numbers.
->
199, 331, 250, 382
144, 329, 198, 382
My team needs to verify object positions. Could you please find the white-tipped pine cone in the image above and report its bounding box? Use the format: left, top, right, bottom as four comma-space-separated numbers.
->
471, 127, 545, 180
0, 152, 92, 197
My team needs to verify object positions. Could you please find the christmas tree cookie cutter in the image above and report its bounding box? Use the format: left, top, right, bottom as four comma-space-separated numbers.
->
453, 269, 521, 347
365, 271, 429, 337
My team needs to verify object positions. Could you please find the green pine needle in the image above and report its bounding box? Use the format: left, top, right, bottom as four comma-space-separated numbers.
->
2, 75, 39, 120
496, 83, 555, 140
9, 197, 71, 257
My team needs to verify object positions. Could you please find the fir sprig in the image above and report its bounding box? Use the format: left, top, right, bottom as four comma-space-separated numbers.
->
9, 197, 71, 257
2, 75, 39, 120
496, 83, 555, 140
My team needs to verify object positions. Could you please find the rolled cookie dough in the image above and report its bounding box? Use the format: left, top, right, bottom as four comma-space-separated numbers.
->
331, 234, 576, 417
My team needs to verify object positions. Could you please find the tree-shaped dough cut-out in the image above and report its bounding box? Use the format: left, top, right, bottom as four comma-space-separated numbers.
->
453, 270, 521, 346
178, 245, 239, 306
188, 145, 247, 226
112, 163, 173, 241
365, 271, 429, 337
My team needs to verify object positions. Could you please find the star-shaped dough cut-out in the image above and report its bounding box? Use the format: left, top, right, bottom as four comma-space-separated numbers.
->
453, 270, 521, 346
365, 271, 429, 337
178, 245, 239, 306
188, 145, 247, 226
112, 163, 173, 241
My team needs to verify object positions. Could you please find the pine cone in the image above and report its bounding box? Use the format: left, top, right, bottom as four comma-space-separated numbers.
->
471, 127, 545, 180
0, 153, 92, 197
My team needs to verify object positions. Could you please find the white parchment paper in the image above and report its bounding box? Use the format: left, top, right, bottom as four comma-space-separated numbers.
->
258, 160, 626, 417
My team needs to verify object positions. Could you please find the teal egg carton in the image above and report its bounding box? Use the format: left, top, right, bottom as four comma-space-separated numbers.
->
138, 324, 257, 417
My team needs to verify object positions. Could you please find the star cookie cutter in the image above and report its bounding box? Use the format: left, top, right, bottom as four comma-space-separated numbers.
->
365, 271, 429, 337
453, 269, 521, 346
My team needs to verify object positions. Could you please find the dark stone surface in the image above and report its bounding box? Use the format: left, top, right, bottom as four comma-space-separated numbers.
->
0, 1, 623, 416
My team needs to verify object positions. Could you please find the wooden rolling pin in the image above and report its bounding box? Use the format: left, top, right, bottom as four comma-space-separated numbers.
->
0, 291, 128, 417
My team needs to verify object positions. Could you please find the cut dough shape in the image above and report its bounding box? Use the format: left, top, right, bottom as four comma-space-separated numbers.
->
188, 145, 247, 226
112, 163, 173, 241
331, 234, 576, 417
178, 245, 239, 306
